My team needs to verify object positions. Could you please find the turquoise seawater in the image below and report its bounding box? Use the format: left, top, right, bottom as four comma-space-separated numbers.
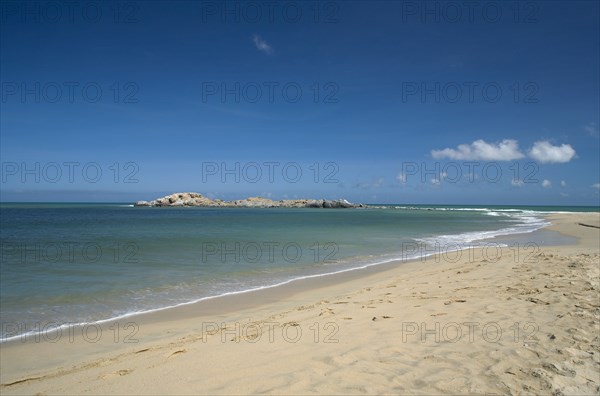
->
0, 203, 597, 340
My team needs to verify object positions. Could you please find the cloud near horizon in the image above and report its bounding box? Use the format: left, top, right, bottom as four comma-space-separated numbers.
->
528, 141, 576, 164
431, 139, 524, 161
432, 139, 576, 164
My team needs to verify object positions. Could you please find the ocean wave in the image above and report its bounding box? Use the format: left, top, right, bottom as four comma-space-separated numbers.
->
415, 211, 549, 247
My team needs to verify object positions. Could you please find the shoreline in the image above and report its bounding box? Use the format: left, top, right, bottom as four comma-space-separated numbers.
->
0, 207, 566, 344
1, 212, 599, 394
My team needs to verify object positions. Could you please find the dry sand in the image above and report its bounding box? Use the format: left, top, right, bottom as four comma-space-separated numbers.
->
1, 212, 598, 395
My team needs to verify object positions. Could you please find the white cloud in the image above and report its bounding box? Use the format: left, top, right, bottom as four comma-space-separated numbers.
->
592, 183, 600, 190
542, 179, 552, 188
560, 180, 566, 187
431, 139, 524, 161
432, 172, 449, 186
396, 173, 407, 184
511, 179, 524, 187
528, 141, 576, 164
584, 122, 599, 138
560, 192, 569, 197
253, 34, 273, 55
433, 139, 578, 165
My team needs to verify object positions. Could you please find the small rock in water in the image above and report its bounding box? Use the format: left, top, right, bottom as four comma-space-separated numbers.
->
134, 193, 365, 209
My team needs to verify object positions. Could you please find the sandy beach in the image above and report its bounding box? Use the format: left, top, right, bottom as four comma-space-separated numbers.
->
1, 212, 598, 395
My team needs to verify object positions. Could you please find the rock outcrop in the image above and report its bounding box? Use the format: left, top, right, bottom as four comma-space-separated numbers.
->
134, 192, 365, 208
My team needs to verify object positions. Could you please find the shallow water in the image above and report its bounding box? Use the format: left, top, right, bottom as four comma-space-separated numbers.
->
0, 203, 596, 340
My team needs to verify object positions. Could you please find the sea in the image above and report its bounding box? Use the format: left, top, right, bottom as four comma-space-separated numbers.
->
1, 203, 597, 341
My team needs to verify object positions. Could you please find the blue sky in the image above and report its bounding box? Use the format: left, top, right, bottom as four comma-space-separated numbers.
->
1, 0, 599, 205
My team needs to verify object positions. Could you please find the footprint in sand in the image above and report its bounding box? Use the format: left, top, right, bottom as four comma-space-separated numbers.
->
445, 299, 467, 305
319, 308, 335, 316
101, 369, 133, 379
167, 349, 187, 359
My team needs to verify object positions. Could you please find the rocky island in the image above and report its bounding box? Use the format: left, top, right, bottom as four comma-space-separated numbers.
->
134, 192, 366, 208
